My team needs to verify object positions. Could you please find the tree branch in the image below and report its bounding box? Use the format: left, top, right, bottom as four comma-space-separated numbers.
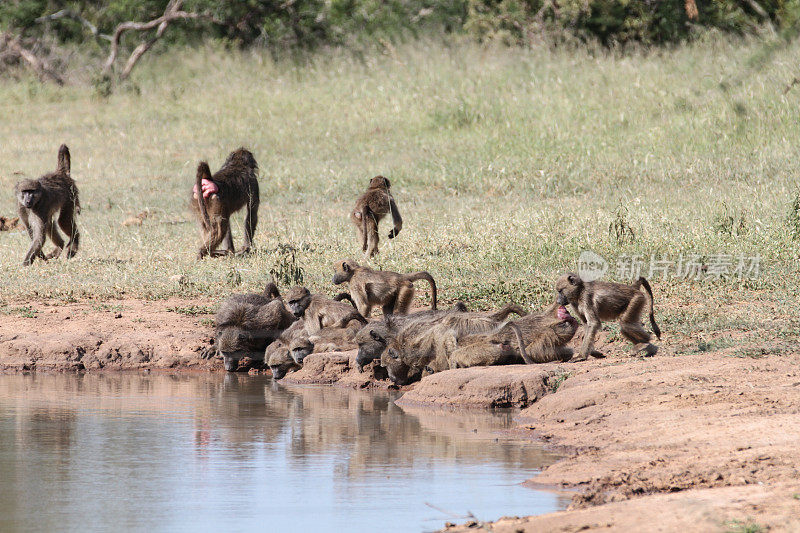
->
35, 9, 112, 41
102, 0, 202, 79
0, 32, 64, 85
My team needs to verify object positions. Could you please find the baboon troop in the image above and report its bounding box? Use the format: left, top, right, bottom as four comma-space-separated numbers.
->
190, 148, 259, 259
350, 175, 402, 259
9, 146, 664, 382
15, 144, 80, 266
332, 260, 437, 317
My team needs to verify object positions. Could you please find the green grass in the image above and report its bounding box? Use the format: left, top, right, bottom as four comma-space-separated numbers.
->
0, 37, 799, 322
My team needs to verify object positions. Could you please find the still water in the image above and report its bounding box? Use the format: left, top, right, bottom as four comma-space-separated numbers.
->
0, 373, 567, 532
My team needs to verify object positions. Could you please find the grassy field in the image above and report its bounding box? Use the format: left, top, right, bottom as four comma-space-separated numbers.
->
0, 37, 798, 336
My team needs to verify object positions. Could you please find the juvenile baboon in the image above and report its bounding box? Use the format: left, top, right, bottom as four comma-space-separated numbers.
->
555, 272, 661, 360
284, 286, 367, 335
190, 148, 259, 259
213, 294, 297, 371
15, 144, 80, 266
332, 260, 437, 317
350, 175, 402, 258
448, 306, 579, 368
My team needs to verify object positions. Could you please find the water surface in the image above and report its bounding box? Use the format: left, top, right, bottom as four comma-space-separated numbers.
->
0, 373, 567, 532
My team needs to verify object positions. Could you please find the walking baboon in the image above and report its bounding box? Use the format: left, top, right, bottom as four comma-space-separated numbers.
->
213, 295, 297, 371
284, 286, 367, 335
555, 272, 661, 360
15, 144, 80, 266
351, 175, 402, 259
332, 260, 437, 317
190, 148, 259, 259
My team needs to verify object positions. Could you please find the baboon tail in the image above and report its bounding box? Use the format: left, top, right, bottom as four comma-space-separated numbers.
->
336, 310, 368, 328
637, 277, 661, 340
195, 162, 212, 229
333, 292, 357, 309
507, 321, 533, 364
405, 271, 437, 310
57, 144, 70, 174
387, 198, 402, 239
263, 282, 281, 300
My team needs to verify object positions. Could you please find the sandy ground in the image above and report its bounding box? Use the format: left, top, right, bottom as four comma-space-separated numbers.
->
2, 298, 799, 531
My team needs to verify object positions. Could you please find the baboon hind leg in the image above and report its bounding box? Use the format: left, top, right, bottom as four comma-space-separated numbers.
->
45, 222, 65, 260
198, 218, 228, 259
393, 285, 415, 315
240, 198, 258, 255
221, 227, 235, 254
58, 207, 79, 259
619, 293, 653, 352
364, 216, 379, 259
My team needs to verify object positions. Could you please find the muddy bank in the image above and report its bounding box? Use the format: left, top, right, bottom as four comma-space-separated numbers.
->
4, 299, 800, 531
0, 299, 219, 371
436, 351, 800, 532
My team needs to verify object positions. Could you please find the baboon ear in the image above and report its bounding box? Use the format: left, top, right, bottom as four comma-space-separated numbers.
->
342, 261, 351, 272
369, 330, 383, 343
568, 274, 578, 285
383, 177, 391, 188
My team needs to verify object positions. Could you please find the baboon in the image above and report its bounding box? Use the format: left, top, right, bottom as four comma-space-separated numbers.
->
380, 304, 529, 385
227, 281, 282, 307
289, 320, 362, 364
350, 175, 402, 258
555, 272, 661, 360
15, 144, 80, 266
190, 148, 259, 259
352, 302, 468, 371
267, 340, 300, 380
213, 294, 297, 372
284, 286, 368, 335
448, 306, 580, 368
332, 260, 437, 317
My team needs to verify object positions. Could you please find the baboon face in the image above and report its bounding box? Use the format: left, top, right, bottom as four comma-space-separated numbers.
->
555, 273, 583, 306
355, 324, 388, 370
267, 343, 297, 380
381, 348, 411, 385
16, 181, 42, 209
289, 337, 313, 364
216, 327, 266, 372
368, 176, 390, 190
332, 260, 356, 285
285, 286, 311, 317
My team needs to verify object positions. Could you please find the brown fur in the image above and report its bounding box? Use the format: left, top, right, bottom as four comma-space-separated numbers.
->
213, 293, 297, 371
190, 148, 259, 259
332, 259, 437, 317
380, 304, 525, 385
267, 319, 307, 378
350, 175, 402, 258
555, 272, 661, 360
284, 286, 367, 335
15, 144, 80, 266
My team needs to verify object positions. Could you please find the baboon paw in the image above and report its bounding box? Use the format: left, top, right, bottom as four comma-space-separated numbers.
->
571, 354, 589, 362
590, 350, 606, 358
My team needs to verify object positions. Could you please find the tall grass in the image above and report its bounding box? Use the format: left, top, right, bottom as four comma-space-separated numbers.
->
0, 37, 798, 312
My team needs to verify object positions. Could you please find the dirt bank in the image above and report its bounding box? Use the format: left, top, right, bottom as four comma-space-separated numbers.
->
3, 298, 800, 531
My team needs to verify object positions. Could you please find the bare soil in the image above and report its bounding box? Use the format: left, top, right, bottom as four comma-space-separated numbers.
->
2, 298, 799, 531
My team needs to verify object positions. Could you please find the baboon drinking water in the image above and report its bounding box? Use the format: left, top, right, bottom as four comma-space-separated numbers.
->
284, 286, 367, 335
190, 148, 259, 259
15, 144, 80, 266
350, 175, 402, 259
